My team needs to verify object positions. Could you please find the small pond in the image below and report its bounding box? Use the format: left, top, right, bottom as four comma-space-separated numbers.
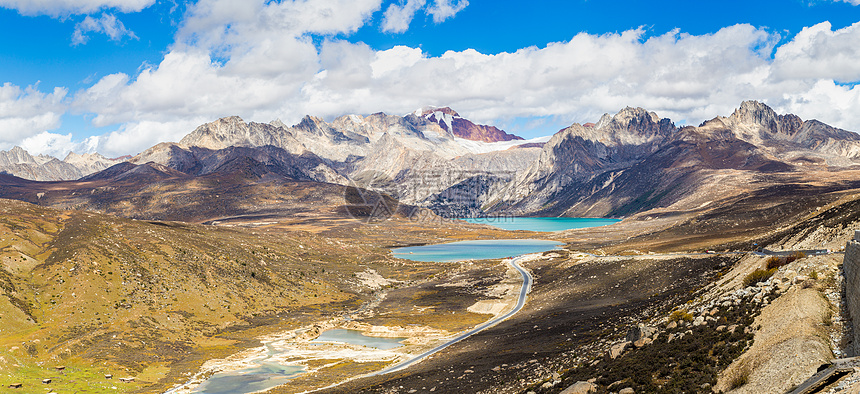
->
392, 239, 562, 262
311, 329, 406, 350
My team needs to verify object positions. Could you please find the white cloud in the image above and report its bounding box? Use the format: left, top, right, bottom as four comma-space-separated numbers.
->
49, 4, 860, 157
382, 0, 426, 33
426, 0, 468, 23
92, 118, 208, 157
772, 21, 860, 82
177, 0, 381, 53
0, 83, 67, 145
834, 0, 860, 5
381, 0, 466, 33
72, 13, 138, 45
0, 0, 154, 16
18, 131, 91, 158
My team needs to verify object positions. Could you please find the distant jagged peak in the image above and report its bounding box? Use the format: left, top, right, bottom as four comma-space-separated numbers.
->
557, 106, 675, 147
413, 105, 523, 143
1, 146, 36, 164
595, 106, 666, 131
414, 106, 460, 118
63, 151, 111, 164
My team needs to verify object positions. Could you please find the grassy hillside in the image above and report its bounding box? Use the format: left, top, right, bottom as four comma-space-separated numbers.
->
0, 199, 455, 392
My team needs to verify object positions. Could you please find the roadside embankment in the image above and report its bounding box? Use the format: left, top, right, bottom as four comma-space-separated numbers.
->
843, 230, 860, 355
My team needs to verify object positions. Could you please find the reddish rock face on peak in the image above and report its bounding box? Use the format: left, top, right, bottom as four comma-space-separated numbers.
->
419, 106, 524, 143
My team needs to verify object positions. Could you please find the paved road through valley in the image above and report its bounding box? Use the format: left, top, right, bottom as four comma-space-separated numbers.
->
372, 254, 534, 375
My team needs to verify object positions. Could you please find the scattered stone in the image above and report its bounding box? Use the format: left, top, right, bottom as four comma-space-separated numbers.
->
666, 321, 677, 329
633, 337, 652, 348
105, 374, 113, 379
716, 325, 726, 332
560, 381, 597, 394
119, 377, 135, 383
619, 388, 635, 394
55, 366, 65, 371
794, 275, 809, 284
727, 324, 739, 333
492, 366, 501, 372
609, 341, 630, 359
693, 316, 705, 326
541, 381, 555, 389
42, 378, 51, 384
626, 323, 657, 343
8, 383, 22, 388
464, 369, 474, 373
608, 380, 626, 389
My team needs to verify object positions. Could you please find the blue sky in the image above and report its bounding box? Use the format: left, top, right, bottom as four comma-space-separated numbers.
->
2, 0, 860, 157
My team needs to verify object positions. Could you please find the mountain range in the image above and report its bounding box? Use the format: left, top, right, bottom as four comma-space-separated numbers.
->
3, 101, 860, 222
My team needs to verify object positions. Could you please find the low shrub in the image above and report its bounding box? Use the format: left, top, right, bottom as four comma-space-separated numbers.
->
743, 268, 777, 287
729, 365, 750, 389
765, 256, 784, 270
668, 310, 694, 323
766, 252, 807, 269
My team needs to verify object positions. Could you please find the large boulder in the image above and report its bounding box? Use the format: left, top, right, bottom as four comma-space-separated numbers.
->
626, 323, 657, 343
560, 381, 597, 394
608, 341, 631, 359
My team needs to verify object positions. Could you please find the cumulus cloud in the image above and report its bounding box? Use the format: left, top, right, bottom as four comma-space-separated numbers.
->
426, 0, 468, 23
0, 0, 154, 16
381, 0, 467, 33
0, 83, 67, 145
18, 131, 89, 158
72, 13, 138, 45
834, 0, 860, 5
382, 0, 426, 33
49, 2, 860, 156
772, 21, 860, 82
177, 0, 381, 52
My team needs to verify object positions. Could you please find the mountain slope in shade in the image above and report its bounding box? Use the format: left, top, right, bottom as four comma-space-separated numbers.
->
416, 106, 524, 143
486, 100, 860, 218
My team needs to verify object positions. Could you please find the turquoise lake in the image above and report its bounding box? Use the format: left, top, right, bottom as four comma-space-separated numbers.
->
460, 217, 620, 232
392, 239, 562, 262
311, 329, 406, 349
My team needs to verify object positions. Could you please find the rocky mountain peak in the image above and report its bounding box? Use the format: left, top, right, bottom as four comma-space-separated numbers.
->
415, 106, 460, 118
414, 106, 523, 143
179, 116, 252, 149
595, 107, 663, 132
3, 146, 35, 165
729, 100, 803, 136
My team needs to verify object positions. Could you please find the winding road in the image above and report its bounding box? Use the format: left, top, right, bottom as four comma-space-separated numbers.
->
372, 254, 534, 375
